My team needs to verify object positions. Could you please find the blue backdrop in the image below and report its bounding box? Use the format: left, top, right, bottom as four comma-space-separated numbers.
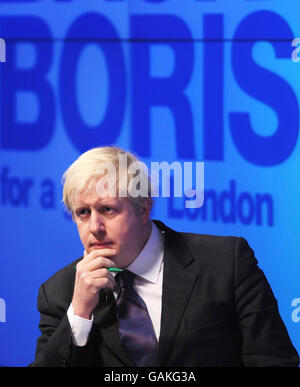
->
0, 0, 300, 367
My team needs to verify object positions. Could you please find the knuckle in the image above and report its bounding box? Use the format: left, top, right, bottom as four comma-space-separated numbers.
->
102, 268, 108, 276
84, 276, 92, 286
101, 277, 109, 286
97, 257, 105, 266
76, 262, 83, 272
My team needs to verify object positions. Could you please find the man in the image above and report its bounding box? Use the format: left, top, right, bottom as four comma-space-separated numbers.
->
31, 146, 299, 367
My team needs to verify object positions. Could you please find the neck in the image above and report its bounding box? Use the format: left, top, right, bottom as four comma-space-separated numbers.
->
141, 219, 152, 248
127, 220, 152, 267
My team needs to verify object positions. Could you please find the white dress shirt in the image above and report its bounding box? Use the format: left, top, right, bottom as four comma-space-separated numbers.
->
67, 222, 165, 346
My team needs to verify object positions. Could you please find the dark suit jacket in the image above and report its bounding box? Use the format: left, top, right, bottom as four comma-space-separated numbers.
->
31, 220, 299, 367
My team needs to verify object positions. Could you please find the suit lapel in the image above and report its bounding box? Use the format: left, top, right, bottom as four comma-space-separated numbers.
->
154, 221, 199, 365
93, 289, 136, 366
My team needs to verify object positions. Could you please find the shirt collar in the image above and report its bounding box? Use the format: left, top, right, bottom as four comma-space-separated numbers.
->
126, 221, 164, 284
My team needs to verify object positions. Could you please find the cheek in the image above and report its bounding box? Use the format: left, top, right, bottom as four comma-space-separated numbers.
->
119, 221, 141, 246
109, 227, 129, 246
110, 217, 140, 246
76, 224, 88, 245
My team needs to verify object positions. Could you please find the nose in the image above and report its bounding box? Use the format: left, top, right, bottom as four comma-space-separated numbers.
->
89, 210, 106, 236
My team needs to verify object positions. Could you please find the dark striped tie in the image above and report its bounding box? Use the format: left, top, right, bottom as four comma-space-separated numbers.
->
115, 270, 157, 366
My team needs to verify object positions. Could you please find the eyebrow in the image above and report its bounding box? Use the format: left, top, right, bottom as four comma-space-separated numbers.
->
74, 198, 121, 209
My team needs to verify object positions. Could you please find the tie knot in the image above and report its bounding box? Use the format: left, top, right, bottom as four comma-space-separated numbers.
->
116, 270, 135, 289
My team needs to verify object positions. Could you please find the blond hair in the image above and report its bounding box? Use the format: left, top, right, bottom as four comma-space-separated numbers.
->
62, 146, 153, 215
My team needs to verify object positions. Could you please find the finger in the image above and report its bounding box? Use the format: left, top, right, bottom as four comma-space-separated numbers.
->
89, 267, 110, 278
90, 276, 114, 290
90, 268, 115, 283
90, 269, 115, 289
83, 248, 117, 263
80, 256, 116, 272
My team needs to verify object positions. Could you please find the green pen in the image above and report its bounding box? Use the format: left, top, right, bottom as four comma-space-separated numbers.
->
74, 265, 123, 272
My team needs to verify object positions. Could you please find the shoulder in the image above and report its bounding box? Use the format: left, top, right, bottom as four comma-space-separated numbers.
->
180, 231, 254, 274
181, 231, 242, 252
155, 219, 248, 255
154, 219, 255, 271
181, 232, 256, 271
45, 257, 81, 285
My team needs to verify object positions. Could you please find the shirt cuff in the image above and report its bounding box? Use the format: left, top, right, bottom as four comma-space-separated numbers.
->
67, 304, 93, 347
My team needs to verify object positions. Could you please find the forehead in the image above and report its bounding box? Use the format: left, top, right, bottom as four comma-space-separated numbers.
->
72, 178, 112, 203
74, 189, 121, 206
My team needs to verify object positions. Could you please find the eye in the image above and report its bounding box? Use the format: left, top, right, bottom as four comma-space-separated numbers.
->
76, 208, 90, 218
101, 206, 114, 213
99, 205, 119, 215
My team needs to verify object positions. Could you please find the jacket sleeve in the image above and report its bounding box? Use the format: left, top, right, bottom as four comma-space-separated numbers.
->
29, 283, 73, 367
30, 282, 99, 367
234, 237, 299, 367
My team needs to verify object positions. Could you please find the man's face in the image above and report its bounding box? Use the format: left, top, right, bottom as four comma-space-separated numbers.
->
72, 183, 151, 268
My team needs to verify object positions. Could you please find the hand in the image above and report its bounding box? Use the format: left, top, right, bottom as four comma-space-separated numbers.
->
72, 248, 116, 319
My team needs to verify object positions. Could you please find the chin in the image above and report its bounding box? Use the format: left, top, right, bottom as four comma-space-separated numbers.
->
115, 256, 135, 269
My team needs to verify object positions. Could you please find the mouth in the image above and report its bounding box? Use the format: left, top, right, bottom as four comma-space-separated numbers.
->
90, 242, 113, 250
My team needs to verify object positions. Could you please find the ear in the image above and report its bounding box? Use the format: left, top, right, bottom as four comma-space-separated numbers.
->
140, 197, 152, 223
